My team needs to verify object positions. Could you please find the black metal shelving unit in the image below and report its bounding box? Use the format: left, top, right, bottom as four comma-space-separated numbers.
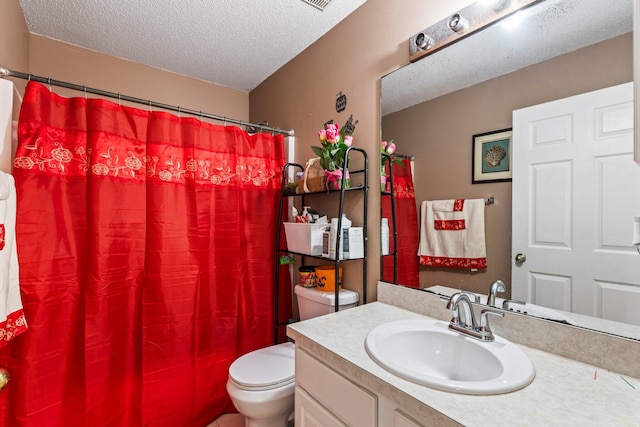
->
380, 152, 398, 285
274, 147, 368, 344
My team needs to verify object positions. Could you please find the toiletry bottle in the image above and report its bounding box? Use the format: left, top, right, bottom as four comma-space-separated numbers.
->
381, 218, 389, 255
329, 214, 351, 260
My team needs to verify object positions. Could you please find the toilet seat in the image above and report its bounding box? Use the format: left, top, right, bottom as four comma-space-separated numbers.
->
228, 342, 295, 391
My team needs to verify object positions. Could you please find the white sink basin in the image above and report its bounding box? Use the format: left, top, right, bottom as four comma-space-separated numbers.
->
365, 319, 535, 395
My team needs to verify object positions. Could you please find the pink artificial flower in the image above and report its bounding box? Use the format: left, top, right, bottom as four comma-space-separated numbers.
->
318, 129, 327, 142
381, 141, 388, 150
344, 135, 353, 147
326, 127, 339, 143
387, 142, 397, 154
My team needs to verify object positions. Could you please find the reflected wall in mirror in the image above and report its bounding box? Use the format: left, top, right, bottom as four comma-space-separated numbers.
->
381, 0, 640, 340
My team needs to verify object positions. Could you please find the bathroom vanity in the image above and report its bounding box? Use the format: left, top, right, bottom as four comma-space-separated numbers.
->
287, 283, 640, 426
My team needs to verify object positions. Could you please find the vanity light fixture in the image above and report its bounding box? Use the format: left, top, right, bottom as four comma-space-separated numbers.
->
415, 32, 435, 50
448, 14, 470, 33
408, 0, 542, 63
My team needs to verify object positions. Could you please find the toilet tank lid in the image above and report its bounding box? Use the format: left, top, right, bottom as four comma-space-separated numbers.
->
294, 285, 359, 306
229, 342, 295, 389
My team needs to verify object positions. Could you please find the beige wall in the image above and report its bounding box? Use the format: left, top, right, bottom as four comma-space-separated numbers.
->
250, 0, 475, 302
0, 0, 29, 171
28, 35, 249, 123
0, 0, 29, 71
382, 34, 632, 296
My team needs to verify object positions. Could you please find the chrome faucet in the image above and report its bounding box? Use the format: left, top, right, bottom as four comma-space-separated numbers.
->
486, 280, 506, 307
446, 292, 504, 342
447, 293, 478, 329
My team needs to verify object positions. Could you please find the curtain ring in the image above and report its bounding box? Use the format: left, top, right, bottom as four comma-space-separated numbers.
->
117, 93, 121, 105
223, 117, 227, 127
177, 106, 181, 117
199, 111, 204, 122
148, 99, 152, 112
83, 86, 88, 100
27, 73, 31, 81
47, 77, 52, 91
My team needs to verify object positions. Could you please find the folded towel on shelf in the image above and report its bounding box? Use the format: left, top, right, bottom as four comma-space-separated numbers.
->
419, 198, 487, 269
0, 163, 27, 348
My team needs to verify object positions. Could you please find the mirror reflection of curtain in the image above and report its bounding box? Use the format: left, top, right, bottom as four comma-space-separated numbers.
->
382, 158, 419, 287
0, 81, 291, 426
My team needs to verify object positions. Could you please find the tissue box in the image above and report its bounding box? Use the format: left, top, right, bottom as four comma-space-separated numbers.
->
283, 222, 328, 256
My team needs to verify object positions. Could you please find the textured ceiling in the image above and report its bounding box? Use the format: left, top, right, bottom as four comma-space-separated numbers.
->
18, 0, 367, 92
382, 0, 633, 116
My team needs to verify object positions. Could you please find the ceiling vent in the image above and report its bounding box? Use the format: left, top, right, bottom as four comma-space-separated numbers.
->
301, 0, 332, 11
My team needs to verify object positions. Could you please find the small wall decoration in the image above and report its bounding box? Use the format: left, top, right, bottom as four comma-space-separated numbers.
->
335, 91, 347, 113
323, 115, 358, 137
472, 128, 512, 184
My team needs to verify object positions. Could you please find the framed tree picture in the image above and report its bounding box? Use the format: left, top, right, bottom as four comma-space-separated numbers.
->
472, 128, 512, 184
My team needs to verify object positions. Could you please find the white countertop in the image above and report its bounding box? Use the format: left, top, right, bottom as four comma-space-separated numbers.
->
287, 301, 640, 427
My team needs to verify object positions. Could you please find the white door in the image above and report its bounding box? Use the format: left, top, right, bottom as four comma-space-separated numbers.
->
512, 82, 640, 325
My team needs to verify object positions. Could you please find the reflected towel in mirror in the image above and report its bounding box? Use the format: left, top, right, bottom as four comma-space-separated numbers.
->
419, 199, 487, 269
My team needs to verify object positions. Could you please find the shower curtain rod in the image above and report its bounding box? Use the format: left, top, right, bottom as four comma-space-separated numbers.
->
0, 66, 294, 137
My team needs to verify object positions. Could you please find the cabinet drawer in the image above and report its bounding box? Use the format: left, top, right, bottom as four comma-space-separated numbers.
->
296, 386, 347, 427
296, 348, 377, 426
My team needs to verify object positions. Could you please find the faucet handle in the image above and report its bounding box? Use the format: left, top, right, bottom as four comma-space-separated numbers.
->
479, 308, 504, 341
481, 308, 504, 324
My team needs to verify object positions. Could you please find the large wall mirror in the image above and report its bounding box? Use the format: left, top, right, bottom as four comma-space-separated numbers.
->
381, 0, 640, 341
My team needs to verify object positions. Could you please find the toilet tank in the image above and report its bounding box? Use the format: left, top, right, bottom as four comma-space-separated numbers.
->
294, 285, 359, 320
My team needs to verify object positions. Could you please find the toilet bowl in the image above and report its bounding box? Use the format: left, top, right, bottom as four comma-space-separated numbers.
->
226, 285, 358, 427
226, 342, 295, 427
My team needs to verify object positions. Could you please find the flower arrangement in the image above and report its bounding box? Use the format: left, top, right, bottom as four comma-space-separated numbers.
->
380, 140, 404, 192
312, 122, 353, 172
380, 140, 404, 173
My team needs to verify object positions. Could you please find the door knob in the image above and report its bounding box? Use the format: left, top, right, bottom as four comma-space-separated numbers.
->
515, 253, 527, 263
0, 368, 9, 391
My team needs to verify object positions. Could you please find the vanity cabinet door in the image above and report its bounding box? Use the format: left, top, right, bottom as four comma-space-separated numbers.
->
295, 386, 347, 427
296, 348, 377, 426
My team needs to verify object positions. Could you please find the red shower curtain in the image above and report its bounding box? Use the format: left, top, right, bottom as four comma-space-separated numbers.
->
0, 81, 291, 427
382, 159, 419, 287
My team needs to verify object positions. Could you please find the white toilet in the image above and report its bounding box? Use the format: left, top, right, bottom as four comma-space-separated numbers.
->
226, 285, 359, 427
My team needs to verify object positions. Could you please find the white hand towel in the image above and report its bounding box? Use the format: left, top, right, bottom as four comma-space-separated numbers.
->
419, 199, 487, 269
0, 161, 27, 347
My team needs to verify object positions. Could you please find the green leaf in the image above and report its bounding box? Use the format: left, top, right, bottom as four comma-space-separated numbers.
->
311, 146, 323, 157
